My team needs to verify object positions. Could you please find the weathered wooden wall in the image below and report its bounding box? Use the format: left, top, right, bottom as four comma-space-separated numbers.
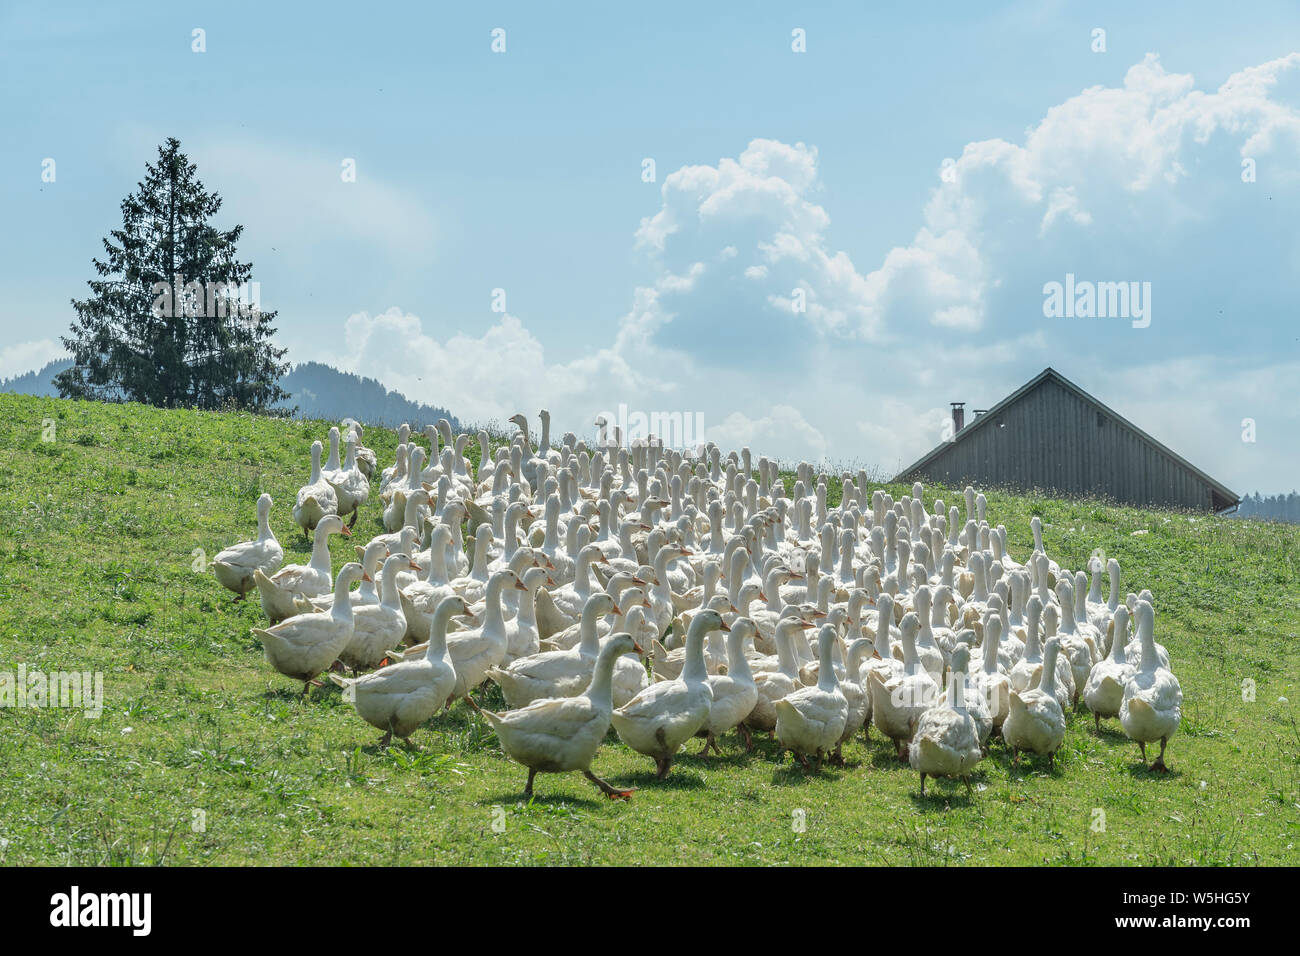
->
900, 377, 1219, 510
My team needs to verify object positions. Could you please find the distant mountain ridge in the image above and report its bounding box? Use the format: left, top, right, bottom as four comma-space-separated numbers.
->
1, 357, 460, 431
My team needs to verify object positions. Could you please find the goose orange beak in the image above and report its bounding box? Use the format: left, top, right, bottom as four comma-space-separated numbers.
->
720, 620, 731, 631
340, 525, 352, 537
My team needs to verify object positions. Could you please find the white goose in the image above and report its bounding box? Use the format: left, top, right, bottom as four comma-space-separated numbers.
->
1084, 604, 1137, 732
747, 617, 814, 732
428, 569, 526, 700
254, 562, 363, 694
254, 514, 351, 623
909, 643, 984, 796
487, 593, 627, 709
611, 609, 722, 779
475, 632, 639, 800
330, 594, 469, 745
337, 553, 415, 674
1119, 601, 1181, 771
212, 493, 283, 599
869, 612, 938, 759
775, 623, 849, 771
293, 440, 339, 535
699, 617, 760, 755
325, 433, 371, 528
1003, 637, 1068, 767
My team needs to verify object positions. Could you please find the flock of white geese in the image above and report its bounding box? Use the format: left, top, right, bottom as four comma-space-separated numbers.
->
210, 411, 1183, 799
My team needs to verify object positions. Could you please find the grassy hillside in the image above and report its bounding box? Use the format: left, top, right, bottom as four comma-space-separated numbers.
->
1, 392, 1298, 865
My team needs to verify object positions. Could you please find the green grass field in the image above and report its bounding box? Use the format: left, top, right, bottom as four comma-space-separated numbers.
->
1, 392, 1298, 865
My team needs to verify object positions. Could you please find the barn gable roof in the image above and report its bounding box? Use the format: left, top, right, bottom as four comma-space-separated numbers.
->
893, 367, 1240, 511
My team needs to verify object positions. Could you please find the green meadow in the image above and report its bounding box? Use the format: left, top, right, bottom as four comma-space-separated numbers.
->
1, 392, 1297, 865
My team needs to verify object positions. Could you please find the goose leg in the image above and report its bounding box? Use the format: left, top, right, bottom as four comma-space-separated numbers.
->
1138, 740, 1148, 766
698, 736, 712, 757
653, 728, 671, 778
964, 775, 973, 797
1094, 712, 1101, 733
814, 748, 823, 772
919, 772, 926, 796
348, 509, 358, 529
1152, 737, 1169, 773
739, 722, 754, 752
584, 770, 634, 800
379, 730, 392, 747
524, 768, 536, 797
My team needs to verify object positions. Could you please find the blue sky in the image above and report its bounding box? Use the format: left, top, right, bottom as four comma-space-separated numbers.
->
3, 0, 1298, 491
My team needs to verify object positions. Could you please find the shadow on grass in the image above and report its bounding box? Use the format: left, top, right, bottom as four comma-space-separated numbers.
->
999, 750, 1066, 782
1123, 760, 1184, 781
612, 767, 709, 791
474, 789, 606, 810
768, 756, 846, 786
1090, 723, 1129, 744
907, 768, 990, 809
867, 740, 911, 771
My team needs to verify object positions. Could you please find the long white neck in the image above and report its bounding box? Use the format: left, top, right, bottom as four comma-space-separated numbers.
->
578, 601, 604, 656
816, 631, 840, 693
874, 597, 894, 657
483, 576, 508, 633
727, 632, 754, 683
585, 641, 621, 709
1039, 643, 1060, 696
309, 527, 333, 574
330, 573, 356, 621
575, 550, 594, 594
1023, 603, 1042, 659
325, 432, 342, 473
1109, 610, 1130, 664
1137, 608, 1159, 671
257, 502, 275, 543
425, 602, 456, 661
472, 534, 491, 581
542, 498, 560, 552
380, 563, 402, 609
425, 538, 449, 585
681, 619, 711, 684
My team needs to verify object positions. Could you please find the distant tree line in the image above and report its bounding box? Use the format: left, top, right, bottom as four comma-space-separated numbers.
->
1234, 491, 1300, 524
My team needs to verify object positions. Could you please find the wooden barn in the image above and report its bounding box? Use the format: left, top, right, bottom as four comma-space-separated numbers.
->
893, 367, 1239, 513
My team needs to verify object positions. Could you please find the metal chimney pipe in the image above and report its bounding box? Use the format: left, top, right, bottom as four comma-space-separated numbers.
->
950, 402, 965, 434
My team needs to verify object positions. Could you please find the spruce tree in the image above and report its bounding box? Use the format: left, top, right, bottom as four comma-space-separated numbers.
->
56, 137, 290, 411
